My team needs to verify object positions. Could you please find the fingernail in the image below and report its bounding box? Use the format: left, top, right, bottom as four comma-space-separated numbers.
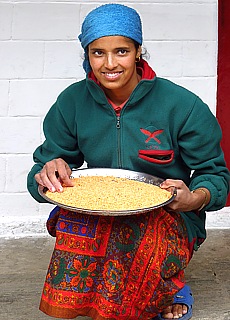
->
50, 187, 56, 192
58, 186, 63, 192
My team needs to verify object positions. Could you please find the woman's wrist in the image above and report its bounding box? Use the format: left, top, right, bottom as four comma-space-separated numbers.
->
191, 187, 210, 211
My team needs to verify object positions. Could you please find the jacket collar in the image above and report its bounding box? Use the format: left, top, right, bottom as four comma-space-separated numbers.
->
86, 59, 157, 106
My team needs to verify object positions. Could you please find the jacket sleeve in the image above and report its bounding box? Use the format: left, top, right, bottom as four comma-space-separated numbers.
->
178, 96, 230, 211
27, 91, 84, 203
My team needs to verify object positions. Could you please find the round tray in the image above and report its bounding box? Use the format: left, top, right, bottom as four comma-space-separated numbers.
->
38, 168, 176, 216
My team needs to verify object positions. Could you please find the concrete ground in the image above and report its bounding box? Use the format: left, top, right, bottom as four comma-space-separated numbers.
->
0, 229, 229, 320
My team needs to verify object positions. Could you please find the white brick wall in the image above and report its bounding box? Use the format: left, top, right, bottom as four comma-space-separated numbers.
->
0, 0, 229, 238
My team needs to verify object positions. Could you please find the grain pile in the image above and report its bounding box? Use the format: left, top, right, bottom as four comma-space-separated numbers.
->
45, 175, 171, 211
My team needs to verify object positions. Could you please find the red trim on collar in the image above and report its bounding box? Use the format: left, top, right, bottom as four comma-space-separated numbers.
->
136, 59, 156, 80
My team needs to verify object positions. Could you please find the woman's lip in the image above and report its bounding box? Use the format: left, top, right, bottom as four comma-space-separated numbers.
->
102, 71, 123, 80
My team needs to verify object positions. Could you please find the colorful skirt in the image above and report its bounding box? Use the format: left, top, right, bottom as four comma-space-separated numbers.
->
40, 207, 190, 320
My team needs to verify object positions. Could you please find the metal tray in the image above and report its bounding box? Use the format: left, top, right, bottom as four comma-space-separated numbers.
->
38, 168, 176, 216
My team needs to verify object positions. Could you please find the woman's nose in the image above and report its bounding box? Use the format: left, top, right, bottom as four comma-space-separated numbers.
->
104, 53, 117, 69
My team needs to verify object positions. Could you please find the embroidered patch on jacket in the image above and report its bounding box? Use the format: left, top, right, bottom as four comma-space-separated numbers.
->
140, 128, 164, 144
139, 127, 174, 164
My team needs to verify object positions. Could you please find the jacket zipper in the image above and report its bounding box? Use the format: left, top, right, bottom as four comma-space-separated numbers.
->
116, 116, 121, 129
116, 116, 122, 167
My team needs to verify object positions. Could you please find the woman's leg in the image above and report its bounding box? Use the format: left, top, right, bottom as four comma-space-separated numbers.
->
40, 207, 191, 319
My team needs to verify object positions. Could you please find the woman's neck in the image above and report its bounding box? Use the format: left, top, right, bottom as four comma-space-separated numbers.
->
102, 73, 141, 106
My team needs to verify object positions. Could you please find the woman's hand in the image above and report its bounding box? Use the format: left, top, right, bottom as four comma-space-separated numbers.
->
160, 179, 210, 212
35, 158, 74, 192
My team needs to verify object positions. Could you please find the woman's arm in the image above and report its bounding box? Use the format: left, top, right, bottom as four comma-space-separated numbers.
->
177, 97, 229, 211
27, 93, 84, 202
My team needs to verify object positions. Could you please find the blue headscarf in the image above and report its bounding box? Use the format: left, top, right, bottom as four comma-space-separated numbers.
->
78, 4, 143, 73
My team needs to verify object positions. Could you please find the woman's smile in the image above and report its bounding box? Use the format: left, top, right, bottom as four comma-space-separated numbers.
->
102, 71, 123, 80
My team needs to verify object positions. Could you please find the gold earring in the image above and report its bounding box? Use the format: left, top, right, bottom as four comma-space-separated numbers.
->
135, 56, 141, 63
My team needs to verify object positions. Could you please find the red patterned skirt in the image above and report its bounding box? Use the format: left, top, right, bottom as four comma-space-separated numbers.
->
40, 207, 190, 319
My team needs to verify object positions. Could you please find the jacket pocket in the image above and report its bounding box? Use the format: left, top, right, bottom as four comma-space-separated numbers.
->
138, 149, 174, 164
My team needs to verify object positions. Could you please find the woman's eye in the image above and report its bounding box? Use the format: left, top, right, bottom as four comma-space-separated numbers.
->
93, 50, 103, 56
118, 49, 127, 55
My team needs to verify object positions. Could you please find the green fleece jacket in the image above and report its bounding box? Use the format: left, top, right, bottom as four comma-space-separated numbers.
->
27, 67, 230, 250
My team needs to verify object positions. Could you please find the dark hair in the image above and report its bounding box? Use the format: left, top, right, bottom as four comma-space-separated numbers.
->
133, 40, 150, 60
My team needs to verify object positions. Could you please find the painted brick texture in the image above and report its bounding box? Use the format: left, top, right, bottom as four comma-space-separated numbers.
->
1, 0, 228, 237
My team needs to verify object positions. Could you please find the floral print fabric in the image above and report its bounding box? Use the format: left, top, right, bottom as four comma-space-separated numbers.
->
40, 207, 190, 320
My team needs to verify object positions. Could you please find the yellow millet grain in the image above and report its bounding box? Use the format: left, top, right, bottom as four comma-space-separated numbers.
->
45, 175, 171, 211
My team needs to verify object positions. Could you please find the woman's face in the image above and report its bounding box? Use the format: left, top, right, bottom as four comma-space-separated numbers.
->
88, 36, 141, 95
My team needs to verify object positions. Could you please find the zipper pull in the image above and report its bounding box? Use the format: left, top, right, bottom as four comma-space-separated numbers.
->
116, 116, 120, 129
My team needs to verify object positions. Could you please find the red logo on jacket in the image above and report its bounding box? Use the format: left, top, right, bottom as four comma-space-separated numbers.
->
140, 128, 163, 144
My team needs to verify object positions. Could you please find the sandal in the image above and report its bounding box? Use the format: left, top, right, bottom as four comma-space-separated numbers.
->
153, 285, 194, 320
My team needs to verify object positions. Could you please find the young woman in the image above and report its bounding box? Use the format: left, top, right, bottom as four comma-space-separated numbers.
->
27, 4, 230, 320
